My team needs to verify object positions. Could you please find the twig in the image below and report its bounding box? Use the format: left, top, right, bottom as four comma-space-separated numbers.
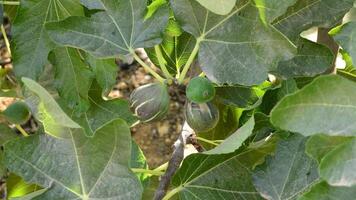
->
154, 122, 195, 200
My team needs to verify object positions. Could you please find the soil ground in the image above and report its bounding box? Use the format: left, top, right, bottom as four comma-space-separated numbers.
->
113, 59, 186, 168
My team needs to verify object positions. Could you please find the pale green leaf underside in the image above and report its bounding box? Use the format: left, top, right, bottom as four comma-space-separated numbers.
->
205, 116, 254, 154
13, 0, 84, 80
298, 181, 356, 200
306, 135, 352, 163
22, 78, 81, 138
320, 138, 356, 187
46, 0, 169, 57
271, 75, 356, 136
4, 119, 142, 200
171, 0, 296, 86
195, 0, 236, 15
252, 135, 319, 200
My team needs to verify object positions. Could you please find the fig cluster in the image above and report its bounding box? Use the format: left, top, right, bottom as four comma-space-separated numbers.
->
129, 77, 219, 132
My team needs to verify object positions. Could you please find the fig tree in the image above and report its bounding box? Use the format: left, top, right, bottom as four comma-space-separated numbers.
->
2, 101, 31, 124
185, 101, 219, 132
130, 82, 170, 122
186, 77, 215, 103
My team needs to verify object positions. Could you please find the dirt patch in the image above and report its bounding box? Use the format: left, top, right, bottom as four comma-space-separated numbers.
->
113, 58, 186, 168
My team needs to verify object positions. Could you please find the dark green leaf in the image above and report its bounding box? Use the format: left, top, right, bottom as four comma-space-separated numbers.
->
22, 78, 81, 138
299, 181, 356, 200
171, 0, 296, 86
172, 136, 278, 199
0, 124, 18, 145
50, 47, 94, 115
86, 51, 118, 96
271, 75, 356, 136
306, 135, 352, 163
4, 119, 142, 199
73, 82, 137, 136
320, 138, 356, 187
253, 134, 319, 200
253, 0, 298, 24
12, 0, 84, 80
46, 0, 169, 57
216, 85, 264, 109
274, 38, 333, 79
272, 0, 354, 42
259, 79, 298, 114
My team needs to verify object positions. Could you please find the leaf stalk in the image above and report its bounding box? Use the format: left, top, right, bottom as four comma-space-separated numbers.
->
177, 39, 201, 84
131, 50, 166, 83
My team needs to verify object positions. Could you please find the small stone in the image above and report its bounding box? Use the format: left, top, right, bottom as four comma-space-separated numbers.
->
157, 121, 170, 137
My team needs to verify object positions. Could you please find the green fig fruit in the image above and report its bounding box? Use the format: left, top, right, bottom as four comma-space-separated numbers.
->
2, 101, 31, 124
186, 77, 215, 103
130, 82, 170, 122
185, 101, 219, 132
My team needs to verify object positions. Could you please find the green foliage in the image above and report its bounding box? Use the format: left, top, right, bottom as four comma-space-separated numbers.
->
2, 101, 31, 124
2, 0, 356, 199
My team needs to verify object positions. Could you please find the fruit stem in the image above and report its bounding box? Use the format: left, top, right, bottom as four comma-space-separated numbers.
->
131, 50, 166, 83
177, 39, 201, 84
131, 168, 165, 176
154, 45, 173, 79
15, 124, 29, 137
1, 25, 11, 57
196, 136, 219, 146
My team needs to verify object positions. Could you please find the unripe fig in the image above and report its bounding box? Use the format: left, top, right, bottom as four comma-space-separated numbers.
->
186, 77, 215, 103
185, 101, 219, 132
2, 101, 31, 124
130, 82, 170, 122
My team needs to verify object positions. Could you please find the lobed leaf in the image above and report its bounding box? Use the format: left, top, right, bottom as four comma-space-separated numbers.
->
4, 119, 142, 200
272, 0, 354, 42
171, 0, 296, 86
252, 134, 319, 200
271, 75, 356, 136
172, 136, 278, 199
46, 0, 169, 57
12, 0, 84, 80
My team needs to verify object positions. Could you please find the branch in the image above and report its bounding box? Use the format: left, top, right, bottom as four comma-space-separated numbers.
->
154, 122, 195, 200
